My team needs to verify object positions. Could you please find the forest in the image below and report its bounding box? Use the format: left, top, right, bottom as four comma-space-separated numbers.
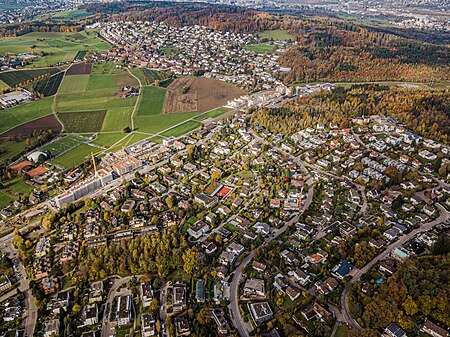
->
252, 85, 450, 144
349, 254, 450, 335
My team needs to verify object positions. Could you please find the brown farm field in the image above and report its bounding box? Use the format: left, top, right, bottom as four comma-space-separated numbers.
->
66, 62, 92, 75
162, 77, 243, 114
0, 114, 62, 138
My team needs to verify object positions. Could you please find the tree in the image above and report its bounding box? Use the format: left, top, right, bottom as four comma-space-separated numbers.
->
41, 211, 58, 231
197, 306, 212, 325
182, 248, 197, 276
149, 298, 159, 312
72, 303, 82, 314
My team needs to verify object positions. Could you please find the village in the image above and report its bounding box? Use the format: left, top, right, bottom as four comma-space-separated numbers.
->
1, 84, 450, 337
98, 21, 292, 91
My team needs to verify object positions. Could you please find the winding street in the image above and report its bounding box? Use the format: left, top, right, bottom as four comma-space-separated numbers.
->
228, 174, 314, 337
340, 202, 450, 331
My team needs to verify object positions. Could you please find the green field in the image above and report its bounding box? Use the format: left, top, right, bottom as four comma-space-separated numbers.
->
101, 107, 133, 132
91, 62, 124, 75
52, 143, 98, 168
257, 29, 294, 41
91, 133, 127, 147
0, 179, 34, 207
335, 324, 349, 337
87, 74, 116, 90
58, 110, 107, 133
136, 86, 167, 116
39, 9, 92, 21
58, 74, 90, 93
161, 120, 201, 138
40, 135, 91, 157
134, 111, 198, 134
0, 68, 60, 88
130, 67, 167, 86
0, 30, 110, 67
193, 107, 230, 121
0, 140, 26, 165
244, 43, 278, 54
106, 132, 150, 152
0, 97, 53, 134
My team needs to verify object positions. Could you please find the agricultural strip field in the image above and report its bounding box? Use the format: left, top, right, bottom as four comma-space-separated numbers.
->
115, 73, 139, 88
134, 111, 198, 134
101, 107, 133, 132
66, 62, 92, 75
58, 74, 90, 93
86, 74, 116, 90
40, 134, 91, 158
0, 96, 53, 135
0, 31, 110, 68
51, 143, 98, 169
0, 68, 60, 88
57, 110, 107, 133
136, 86, 167, 116
91, 133, 127, 147
1, 114, 62, 138
257, 29, 294, 40
161, 120, 201, 138
33, 72, 64, 96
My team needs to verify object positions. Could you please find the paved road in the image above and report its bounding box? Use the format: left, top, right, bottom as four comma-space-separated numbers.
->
228, 176, 314, 337
101, 276, 134, 337
1, 244, 37, 337
340, 202, 450, 331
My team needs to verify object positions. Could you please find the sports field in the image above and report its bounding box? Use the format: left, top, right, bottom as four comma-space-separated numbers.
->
40, 135, 91, 158
0, 30, 110, 67
52, 143, 98, 168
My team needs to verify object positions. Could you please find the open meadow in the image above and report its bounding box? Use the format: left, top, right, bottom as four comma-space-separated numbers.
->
0, 30, 110, 67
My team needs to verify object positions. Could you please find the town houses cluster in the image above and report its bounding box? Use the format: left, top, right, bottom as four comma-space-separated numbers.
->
99, 21, 291, 90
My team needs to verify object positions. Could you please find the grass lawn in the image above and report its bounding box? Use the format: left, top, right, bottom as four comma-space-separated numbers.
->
134, 111, 198, 134
0, 140, 26, 165
335, 324, 349, 337
91, 133, 126, 147
101, 107, 133, 132
52, 143, 98, 168
0, 190, 15, 208
136, 86, 167, 116
0, 96, 53, 134
58, 74, 90, 93
244, 43, 278, 54
161, 120, 201, 138
0, 179, 33, 207
193, 107, 230, 121
257, 29, 294, 41
86, 74, 116, 90
58, 110, 107, 133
